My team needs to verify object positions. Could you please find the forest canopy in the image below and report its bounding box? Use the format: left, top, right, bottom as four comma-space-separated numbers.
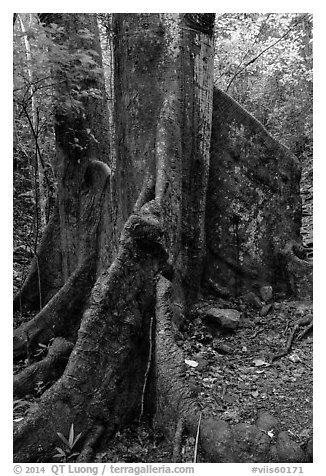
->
13, 13, 312, 251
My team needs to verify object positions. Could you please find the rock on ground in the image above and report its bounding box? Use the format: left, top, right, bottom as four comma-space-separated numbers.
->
204, 308, 241, 330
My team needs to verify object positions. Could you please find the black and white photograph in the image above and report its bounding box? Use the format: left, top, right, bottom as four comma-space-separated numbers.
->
11, 6, 316, 472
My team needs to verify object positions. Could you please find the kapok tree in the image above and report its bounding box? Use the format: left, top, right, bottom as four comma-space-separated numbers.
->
13, 13, 308, 463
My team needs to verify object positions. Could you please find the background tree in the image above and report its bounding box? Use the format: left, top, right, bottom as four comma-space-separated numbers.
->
13, 13, 110, 310
13, 13, 311, 463
214, 13, 312, 155
13, 14, 57, 297
214, 13, 313, 252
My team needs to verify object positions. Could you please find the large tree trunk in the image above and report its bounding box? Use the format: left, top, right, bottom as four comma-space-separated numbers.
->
112, 13, 215, 302
14, 13, 112, 313
204, 88, 311, 299
13, 13, 309, 463
14, 12, 217, 462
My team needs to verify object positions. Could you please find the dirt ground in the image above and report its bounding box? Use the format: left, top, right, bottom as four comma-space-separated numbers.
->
86, 297, 313, 463
13, 191, 313, 462
13, 270, 312, 463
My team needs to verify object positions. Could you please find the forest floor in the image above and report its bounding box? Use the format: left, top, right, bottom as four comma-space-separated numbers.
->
13, 176, 313, 462
93, 296, 313, 463
13, 282, 313, 463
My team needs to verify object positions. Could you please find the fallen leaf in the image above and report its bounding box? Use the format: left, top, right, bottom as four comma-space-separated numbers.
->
185, 359, 198, 368
253, 358, 270, 367
203, 377, 217, 383
289, 353, 301, 363
222, 410, 238, 421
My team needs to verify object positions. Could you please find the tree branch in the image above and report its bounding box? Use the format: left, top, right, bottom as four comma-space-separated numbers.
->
220, 14, 270, 86
21, 104, 50, 190
226, 14, 309, 92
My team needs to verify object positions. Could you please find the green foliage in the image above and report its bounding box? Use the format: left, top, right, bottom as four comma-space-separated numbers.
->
13, 399, 33, 412
53, 423, 82, 462
13, 14, 106, 274
13, 399, 34, 422
34, 338, 54, 359
214, 14, 313, 160
14, 15, 103, 123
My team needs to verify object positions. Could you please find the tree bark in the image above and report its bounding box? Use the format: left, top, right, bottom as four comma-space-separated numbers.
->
204, 87, 306, 298
48, 13, 112, 280
14, 12, 217, 462
13, 13, 309, 464
14, 337, 74, 397
113, 13, 214, 302
14, 206, 168, 462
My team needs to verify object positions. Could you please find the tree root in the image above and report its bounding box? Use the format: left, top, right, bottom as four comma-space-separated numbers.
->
271, 324, 299, 362
172, 418, 184, 463
280, 240, 313, 299
13, 260, 309, 463
298, 321, 313, 340
13, 202, 310, 463
155, 275, 241, 462
13, 209, 168, 462
13, 254, 97, 361
155, 276, 308, 463
14, 206, 63, 313
14, 338, 74, 398
193, 412, 202, 463
271, 314, 313, 362
77, 424, 105, 462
